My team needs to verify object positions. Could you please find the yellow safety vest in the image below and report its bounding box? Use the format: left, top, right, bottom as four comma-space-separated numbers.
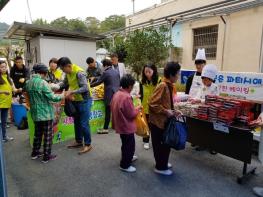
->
66, 64, 91, 101
0, 74, 12, 108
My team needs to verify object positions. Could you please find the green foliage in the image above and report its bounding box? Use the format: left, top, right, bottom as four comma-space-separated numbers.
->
32, 18, 49, 26
125, 26, 172, 77
100, 15, 125, 33
110, 35, 127, 62
33, 15, 126, 35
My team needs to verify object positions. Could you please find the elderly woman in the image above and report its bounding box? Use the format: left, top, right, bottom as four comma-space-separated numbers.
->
148, 61, 182, 176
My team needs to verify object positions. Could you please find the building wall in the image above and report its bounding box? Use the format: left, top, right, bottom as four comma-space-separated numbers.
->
39, 37, 96, 69
126, 0, 263, 73
28, 36, 41, 67
126, 0, 223, 26
181, 6, 263, 72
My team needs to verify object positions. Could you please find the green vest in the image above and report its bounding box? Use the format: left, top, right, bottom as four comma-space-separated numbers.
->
142, 77, 162, 114
67, 64, 91, 101
0, 74, 12, 108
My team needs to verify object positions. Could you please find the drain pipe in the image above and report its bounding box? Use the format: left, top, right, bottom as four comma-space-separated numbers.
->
220, 15, 227, 71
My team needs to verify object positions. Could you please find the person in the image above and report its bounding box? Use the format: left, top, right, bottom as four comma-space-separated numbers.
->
110, 53, 126, 79
139, 63, 161, 150
46, 58, 63, 83
25, 63, 64, 163
10, 56, 30, 91
191, 64, 219, 102
56, 57, 93, 154
0, 60, 21, 142
250, 115, 263, 197
185, 48, 206, 96
91, 59, 120, 134
149, 61, 182, 176
86, 57, 102, 82
111, 74, 141, 173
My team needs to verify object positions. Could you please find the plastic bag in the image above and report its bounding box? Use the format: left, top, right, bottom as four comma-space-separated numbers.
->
135, 109, 150, 138
163, 117, 187, 150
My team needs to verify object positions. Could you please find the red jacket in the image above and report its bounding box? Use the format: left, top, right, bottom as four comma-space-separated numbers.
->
111, 89, 139, 134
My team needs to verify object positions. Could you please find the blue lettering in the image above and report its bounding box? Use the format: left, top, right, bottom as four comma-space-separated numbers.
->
253, 78, 262, 85
227, 76, 234, 83
235, 77, 243, 84
243, 77, 252, 84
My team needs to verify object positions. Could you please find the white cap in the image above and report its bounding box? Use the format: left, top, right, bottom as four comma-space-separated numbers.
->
201, 64, 218, 80
195, 48, 206, 61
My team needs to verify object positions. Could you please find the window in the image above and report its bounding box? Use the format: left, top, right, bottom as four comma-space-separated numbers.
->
192, 25, 219, 60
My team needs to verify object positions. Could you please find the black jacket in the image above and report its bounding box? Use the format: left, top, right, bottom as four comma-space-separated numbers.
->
90, 66, 120, 105
10, 65, 30, 89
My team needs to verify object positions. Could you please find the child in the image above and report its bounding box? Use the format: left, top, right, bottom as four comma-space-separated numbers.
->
0, 60, 21, 142
111, 74, 141, 173
192, 64, 219, 103
139, 64, 161, 150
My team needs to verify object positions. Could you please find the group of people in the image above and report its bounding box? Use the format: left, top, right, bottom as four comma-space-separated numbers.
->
2, 49, 263, 186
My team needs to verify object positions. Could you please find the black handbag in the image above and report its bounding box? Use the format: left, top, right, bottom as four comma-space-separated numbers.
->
64, 100, 77, 117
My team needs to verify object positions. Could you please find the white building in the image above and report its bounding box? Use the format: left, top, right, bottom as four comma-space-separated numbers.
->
5, 22, 104, 69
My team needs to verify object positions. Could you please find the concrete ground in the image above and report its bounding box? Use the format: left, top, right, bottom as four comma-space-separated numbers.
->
3, 125, 263, 197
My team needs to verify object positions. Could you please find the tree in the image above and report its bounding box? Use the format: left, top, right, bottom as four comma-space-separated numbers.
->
33, 18, 49, 26
67, 18, 88, 32
111, 35, 127, 62
85, 17, 100, 34
125, 26, 171, 78
100, 15, 125, 33
50, 16, 69, 29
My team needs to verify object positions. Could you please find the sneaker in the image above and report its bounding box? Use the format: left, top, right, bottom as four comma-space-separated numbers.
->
78, 145, 92, 155
120, 166, 136, 173
31, 152, 44, 160
253, 187, 263, 197
97, 129, 109, 134
143, 143, 150, 150
154, 168, 173, 176
132, 155, 138, 162
67, 142, 83, 149
3, 136, 14, 142
6, 123, 10, 128
41, 154, 57, 164
168, 163, 172, 169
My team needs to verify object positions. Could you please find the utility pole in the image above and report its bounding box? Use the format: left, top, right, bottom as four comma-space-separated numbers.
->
132, 0, 135, 14
26, 0, 33, 23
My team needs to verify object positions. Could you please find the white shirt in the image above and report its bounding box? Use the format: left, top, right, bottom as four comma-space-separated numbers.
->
195, 83, 219, 102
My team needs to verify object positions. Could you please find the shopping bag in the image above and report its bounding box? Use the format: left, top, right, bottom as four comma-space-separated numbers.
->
135, 110, 150, 138
163, 117, 187, 150
64, 100, 77, 117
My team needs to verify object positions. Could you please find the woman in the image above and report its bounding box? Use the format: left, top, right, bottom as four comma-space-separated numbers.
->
111, 74, 141, 173
139, 63, 161, 150
148, 61, 182, 176
91, 59, 120, 134
0, 60, 21, 142
46, 58, 63, 83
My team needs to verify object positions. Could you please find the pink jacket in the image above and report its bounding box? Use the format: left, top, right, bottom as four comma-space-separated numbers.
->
111, 89, 139, 134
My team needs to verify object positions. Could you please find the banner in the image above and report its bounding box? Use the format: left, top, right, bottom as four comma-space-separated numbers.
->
215, 72, 263, 102
28, 99, 106, 145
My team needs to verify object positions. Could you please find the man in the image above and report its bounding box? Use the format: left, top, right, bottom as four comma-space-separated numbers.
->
10, 56, 30, 91
185, 48, 206, 96
25, 63, 63, 163
110, 53, 126, 79
57, 57, 92, 154
91, 59, 120, 134
86, 57, 102, 82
